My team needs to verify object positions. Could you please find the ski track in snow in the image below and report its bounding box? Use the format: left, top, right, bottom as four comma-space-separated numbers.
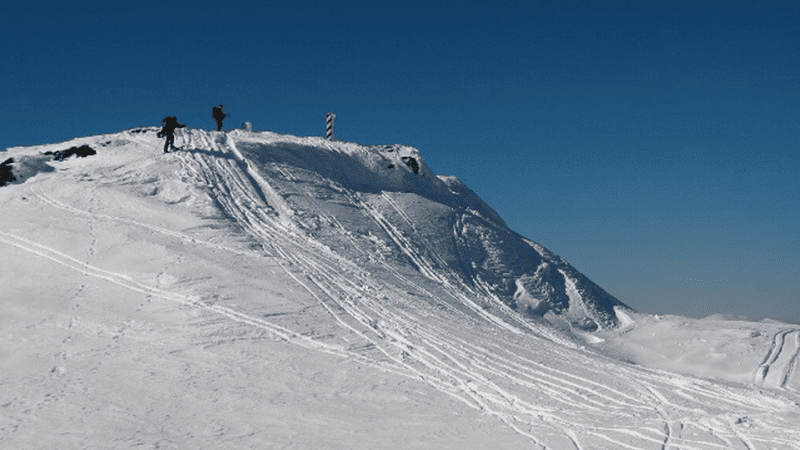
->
5, 129, 799, 449
754, 328, 800, 390
31, 187, 264, 259
0, 230, 409, 380
784, 331, 800, 390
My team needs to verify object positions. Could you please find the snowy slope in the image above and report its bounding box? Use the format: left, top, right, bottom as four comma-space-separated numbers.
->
197, 128, 629, 331
1, 128, 799, 449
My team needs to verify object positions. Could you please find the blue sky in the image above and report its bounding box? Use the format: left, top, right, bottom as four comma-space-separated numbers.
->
2, 1, 798, 323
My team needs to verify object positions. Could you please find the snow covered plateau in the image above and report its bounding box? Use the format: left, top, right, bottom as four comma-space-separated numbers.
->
1, 128, 799, 449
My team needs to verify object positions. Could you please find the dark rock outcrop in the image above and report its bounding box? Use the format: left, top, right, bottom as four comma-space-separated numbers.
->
0, 158, 15, 186
44, 145, 96, 161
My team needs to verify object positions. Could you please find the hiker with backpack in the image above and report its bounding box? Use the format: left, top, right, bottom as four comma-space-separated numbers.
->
212, 105, 227, 131
157, 116, 186, 153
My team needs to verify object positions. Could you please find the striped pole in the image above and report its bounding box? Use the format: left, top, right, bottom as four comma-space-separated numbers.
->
325, 112, 336, 140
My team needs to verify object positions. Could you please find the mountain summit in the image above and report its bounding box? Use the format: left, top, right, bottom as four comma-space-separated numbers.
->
4, 127, 630, 333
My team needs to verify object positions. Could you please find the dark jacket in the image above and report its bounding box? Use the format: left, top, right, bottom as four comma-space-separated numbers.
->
212, 106, 226, 122
158, 116, 185, 137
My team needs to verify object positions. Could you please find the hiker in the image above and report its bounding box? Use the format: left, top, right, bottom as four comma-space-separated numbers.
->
212, 104, 227, 131
157, 116, 186, 153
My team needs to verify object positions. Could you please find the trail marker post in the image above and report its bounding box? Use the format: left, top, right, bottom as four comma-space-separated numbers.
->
326, 112, 336, 140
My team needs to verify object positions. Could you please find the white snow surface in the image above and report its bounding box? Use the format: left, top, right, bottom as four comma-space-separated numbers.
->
1, 128, 799, 449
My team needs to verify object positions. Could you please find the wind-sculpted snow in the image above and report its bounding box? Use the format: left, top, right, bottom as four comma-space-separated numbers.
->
1, 128, 799, 449
225, 130, 631, 330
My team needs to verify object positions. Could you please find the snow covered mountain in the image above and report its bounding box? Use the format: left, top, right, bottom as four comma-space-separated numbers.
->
4, 127, 630, 332
1, 127, 799, 449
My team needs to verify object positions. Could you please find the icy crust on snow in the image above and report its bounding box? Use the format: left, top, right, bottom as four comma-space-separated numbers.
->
229, 130, 629, 330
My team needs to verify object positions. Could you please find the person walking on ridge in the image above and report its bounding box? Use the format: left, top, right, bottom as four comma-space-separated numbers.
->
157, 116, 186, 153
212, 104, 227, 131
